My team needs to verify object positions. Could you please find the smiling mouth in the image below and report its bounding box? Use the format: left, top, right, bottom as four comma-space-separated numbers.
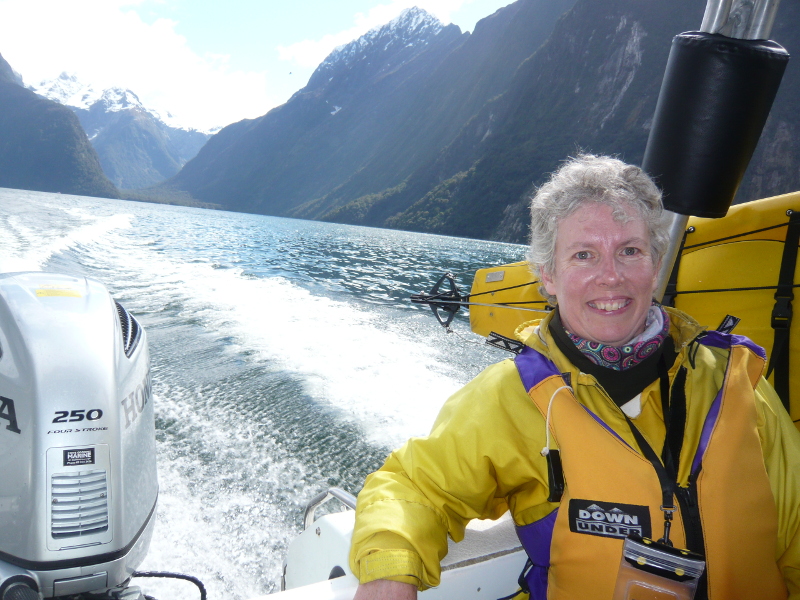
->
588, 299, 631, 312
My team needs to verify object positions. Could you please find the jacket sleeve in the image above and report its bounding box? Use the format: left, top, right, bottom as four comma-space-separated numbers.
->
348, 359, 554, 590
755, 377, 800, 598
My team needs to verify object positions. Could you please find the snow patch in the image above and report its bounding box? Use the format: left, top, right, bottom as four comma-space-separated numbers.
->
97, 87, 145, 112
30, 73, 218, 135
31, 72, 102, 110
317, 7, 443, 73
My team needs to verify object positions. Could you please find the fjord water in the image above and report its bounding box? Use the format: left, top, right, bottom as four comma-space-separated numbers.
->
0, 189, 526, 600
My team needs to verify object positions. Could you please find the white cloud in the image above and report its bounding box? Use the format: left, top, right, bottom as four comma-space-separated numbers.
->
0, 0, 276, 130
277, 0, 471, 70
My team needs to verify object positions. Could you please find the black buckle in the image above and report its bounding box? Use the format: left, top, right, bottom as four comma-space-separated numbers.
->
771, 295, 793, 329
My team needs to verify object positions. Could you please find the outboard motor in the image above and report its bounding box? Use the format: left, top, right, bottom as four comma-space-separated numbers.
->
0, 273, 157, 600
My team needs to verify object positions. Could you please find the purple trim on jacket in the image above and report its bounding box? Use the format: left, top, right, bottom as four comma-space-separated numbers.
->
692, 386, 724, 475
698, 330, 767, 361
515, 510, 558, 600
690, 330, 765, 474
514, 346, 562, 392
581, 405, 630, 447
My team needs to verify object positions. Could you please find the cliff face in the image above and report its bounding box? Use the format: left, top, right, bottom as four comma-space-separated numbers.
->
0, 54, 118, 198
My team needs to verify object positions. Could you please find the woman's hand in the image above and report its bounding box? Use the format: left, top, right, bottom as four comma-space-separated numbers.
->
352, 579, 417, 600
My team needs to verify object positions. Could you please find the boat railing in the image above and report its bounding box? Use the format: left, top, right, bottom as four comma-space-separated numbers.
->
303, 488, 357, 531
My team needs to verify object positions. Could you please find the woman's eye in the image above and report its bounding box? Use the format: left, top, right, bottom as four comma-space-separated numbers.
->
622, 247, 639, 256
575, 251, 590, 260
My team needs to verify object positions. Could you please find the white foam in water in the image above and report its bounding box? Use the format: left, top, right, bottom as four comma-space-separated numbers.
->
138, 382, 307, 600
81, 227, 463, 446
0, 209, 132, 272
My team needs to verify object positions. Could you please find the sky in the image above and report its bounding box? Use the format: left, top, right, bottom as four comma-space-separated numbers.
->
0, 0, 514, 132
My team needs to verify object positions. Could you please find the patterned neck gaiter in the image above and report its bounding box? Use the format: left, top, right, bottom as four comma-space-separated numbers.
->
564, 304, 670, 371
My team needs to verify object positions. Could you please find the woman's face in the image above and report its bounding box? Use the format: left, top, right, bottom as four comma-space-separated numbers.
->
541, 202, 660, 346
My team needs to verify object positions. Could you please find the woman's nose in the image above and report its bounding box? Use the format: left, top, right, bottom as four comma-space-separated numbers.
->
596, 255, 622, 285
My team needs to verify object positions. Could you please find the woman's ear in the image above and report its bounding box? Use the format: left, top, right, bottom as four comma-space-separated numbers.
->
540, 266, 557, 297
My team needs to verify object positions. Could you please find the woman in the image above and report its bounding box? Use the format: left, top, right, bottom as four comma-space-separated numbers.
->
350, 155, 800, 600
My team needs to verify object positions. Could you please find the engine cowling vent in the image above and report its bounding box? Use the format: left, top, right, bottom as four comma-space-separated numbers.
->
115, 300, 142, 358
51, 470, 109, 539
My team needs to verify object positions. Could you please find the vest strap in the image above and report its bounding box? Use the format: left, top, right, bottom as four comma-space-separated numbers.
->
767, 209, 800, 412
662, 226, 692, 307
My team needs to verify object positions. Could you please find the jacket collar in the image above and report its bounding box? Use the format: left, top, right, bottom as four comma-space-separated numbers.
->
514, 305, 707, 366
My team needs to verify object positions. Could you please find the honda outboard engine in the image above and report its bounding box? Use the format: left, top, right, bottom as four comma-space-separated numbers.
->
0, 273, 157, 600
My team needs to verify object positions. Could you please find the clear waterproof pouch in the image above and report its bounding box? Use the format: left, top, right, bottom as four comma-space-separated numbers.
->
611, 535, 705, 600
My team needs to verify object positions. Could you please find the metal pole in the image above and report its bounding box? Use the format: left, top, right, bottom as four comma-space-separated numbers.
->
700, 0, 734, 34
700, 0, 781, 39
654, 212, 690, 301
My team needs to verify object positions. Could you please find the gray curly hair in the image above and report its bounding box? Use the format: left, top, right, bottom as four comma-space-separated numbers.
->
527, 154, 669, 305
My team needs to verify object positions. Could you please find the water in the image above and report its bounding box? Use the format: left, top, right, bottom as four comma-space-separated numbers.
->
0, 188, 526, 600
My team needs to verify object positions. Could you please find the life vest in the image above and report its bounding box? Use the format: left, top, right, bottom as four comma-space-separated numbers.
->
513, 331, 786, 600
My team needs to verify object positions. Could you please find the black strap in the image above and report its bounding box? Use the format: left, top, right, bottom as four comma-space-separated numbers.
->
626, 416, 675, 513
766, 210, 800, 412
622, 358, 697, 539
624, 358, 677, 517
663, 367, 687, 479
682, 220, 791, 250
624, 362, 708, 598
662, 227, 693, 307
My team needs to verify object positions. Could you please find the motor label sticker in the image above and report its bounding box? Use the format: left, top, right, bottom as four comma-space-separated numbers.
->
0, 396, 21, 434
63, 448, 95, 466
568, 499, 651, 540
35, 286, 81, 298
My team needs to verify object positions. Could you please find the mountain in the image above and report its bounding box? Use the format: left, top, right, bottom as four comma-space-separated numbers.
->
164, 2, 575, 217
33, 74, 211, 189
0, 53, 118, 198
164, 7, 464, 212
163, 0, 799, 242
366, 0, 706, 241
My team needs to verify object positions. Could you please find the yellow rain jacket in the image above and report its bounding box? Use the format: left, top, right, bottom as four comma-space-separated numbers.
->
349, 308, 800, 597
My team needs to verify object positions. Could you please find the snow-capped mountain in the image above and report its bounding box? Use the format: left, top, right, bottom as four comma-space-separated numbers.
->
33, 74, 167, 124
307, 7, 445, 91
320, 7, 444, 70
32, 72, 102, 110
30, 73, 210, 189
167, 5, 466, 215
